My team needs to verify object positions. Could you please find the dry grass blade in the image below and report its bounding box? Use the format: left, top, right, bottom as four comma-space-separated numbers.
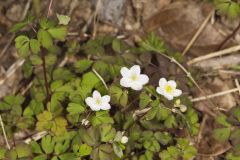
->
188, 44, 240, 65
182, 9, 214, 55
191, 87, 240, 102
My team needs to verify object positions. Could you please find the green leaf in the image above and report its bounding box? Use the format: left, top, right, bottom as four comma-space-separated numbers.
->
81, 72, 100, 90
48, 26, 67, 41
54, 140, 70, 155
113, 143, 123, 158
112, 38, 129, 53
15, 143, 32, 158
15, 35, 30, 57
59, 153, 76, 160
91, 111, 114, 126
51, 117, 68, 136
109, 85, 127, 106
37, 29, 53, 49
30, 39, 41, 54
159, 146, 180, 160
33, 155, 48, 160
41, 135, 55, 154
79, 144, 92, 157
100, 124, 116, 142
74, 59, 93, 73
139, 92, 151, 109
45, 54, 57, 66
143, 137, 160, 152
154, 132, 172, 145
213, 127, 231, 142
67, 103, 85, 115
10, 15, 34, 32
0, 147, 6, 159
39, 18, 56, 29
81, 127, 100, 146
57, 14, 71, 25
140, 32, 166, 53
30, 55, 42, 65
31, 141, 43, 154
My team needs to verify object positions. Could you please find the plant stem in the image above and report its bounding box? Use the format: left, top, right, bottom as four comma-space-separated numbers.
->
0, 115, 10, 149
217, 21, 240, 50
47, 0, 53, 18
41, 49, 50, 101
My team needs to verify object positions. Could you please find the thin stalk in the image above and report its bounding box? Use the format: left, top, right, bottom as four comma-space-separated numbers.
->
41, 49, 50, 101
0, 115, 10, 149
217, 21, 240, 50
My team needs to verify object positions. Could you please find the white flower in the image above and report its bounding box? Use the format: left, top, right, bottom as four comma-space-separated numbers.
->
156, 78, 182, 100
85, 90, 111, 111
120, 65, 149, 90
121, 136, 128, 144
81, 119, 89, 126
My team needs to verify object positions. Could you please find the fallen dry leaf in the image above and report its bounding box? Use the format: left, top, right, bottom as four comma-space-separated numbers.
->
144, 1, 229, 56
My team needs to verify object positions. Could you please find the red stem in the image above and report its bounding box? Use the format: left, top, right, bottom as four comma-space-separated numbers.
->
41, 49, 50, 101
217, 21, 240, 50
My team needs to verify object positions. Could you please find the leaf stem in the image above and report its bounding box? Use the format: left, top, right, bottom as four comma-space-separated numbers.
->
41, 49, 50, 102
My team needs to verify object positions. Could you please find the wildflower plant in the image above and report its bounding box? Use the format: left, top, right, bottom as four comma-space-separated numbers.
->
0, 11, 204, 160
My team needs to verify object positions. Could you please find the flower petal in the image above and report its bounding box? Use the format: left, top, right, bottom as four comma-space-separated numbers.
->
85, 97, 94, 107
139, 74, 149, 85
102, 95, 110, 103
90, 104, 101, 111
164, 93, 174, 100
93, 90, 101, 99
173, 89, 182, 97
85, 97, 100, 111
156, 87, 164, 95
130, 65, 140, 74
159, 78, 167, 87
120, 78, 131, 87
131, 82, 143, 91
101, 103, 111, 110
168, 80, 176, 88
120, 67, 130, 77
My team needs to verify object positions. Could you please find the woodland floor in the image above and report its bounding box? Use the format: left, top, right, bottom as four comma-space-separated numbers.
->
0, 0, 240, 159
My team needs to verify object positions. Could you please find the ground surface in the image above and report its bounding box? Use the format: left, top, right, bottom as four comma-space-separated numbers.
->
0, 0, 240, 159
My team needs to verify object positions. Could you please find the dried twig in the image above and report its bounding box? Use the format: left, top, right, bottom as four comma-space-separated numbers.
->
92, 68, 109, 90
92, 0, 102, 39
0, 115, 10, 149
235, 79, 240, 95
182, 9, 214, 55
198, 144, 231, 157
217, 21, 240, 50
188, 44, 240, 65
191, 87, 239, 102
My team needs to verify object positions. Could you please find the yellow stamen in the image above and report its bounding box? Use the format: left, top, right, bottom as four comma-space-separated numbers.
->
96, 99, 102, 105
165, 85, 173, 93
130, 74, 138, 81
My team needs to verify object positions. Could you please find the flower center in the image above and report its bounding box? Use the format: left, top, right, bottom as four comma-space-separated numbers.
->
165, 85, 173, 94
130, 74, 138, 81
95, 98, 102, 105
